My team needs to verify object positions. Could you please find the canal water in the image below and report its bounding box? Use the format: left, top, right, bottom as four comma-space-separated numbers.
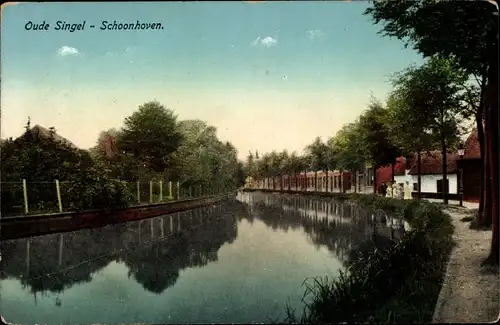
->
0, 192, 407, 324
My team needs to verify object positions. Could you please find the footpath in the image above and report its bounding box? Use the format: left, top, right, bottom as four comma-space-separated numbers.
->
432, 203, 499, 323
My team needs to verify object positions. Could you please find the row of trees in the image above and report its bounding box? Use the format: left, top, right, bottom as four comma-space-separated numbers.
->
245, 57, 469, 197
90, 101, 245, 192
245, 0, 499, 265
1, 101, 245, 213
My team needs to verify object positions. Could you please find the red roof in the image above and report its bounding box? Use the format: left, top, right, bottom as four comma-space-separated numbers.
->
408, 151, 459, 175
464, 128, 481, 159
375, 156, 409, 189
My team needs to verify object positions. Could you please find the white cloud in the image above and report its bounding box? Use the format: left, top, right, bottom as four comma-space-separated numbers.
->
308, 29, 324, 40
252, 36, 277, 48
57, 46, 80, 56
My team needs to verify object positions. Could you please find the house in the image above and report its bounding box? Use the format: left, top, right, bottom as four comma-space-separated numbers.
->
458, 128, 482, 202
279, 170, 353, 192
20, 124, 79, 150
408, 151, 460, 198
375, 157, 410, 191
372, 129, 481, 200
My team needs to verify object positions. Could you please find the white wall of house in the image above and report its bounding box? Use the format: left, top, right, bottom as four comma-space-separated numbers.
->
394, 170, 412, 186
410, 173, 458, 194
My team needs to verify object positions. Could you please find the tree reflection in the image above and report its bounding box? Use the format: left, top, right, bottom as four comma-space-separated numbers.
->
0, 203, 240, 298
236, 192, 406, 266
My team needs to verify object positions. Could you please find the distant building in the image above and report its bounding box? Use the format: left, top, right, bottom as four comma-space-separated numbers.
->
17, 124, 79, 150
408, 151, 460, 196
458, 128, 482, 202
374, 128, 481, 201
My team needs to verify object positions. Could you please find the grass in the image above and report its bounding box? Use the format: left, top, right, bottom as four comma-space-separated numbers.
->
284, 194, 454, 324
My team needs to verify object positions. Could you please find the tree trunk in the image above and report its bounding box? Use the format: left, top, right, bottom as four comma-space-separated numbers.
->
484, 10, 499, 265
477, 66, 487, 219
417, 151, 422, 200
442, 136, 448, 205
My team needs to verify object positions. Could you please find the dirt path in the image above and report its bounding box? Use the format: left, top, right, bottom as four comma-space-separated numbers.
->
432, 208, 499, 323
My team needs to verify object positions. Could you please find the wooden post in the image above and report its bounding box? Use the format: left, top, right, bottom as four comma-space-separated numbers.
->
149, 181, 153, 204
168, 181, 172, 199
137, 181, 141, 204
22, 179, 29, 214
159, 180, 163, 202
55, 180, 63, 212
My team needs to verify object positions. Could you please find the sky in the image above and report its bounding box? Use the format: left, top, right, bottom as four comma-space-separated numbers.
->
1, 1, 424, 160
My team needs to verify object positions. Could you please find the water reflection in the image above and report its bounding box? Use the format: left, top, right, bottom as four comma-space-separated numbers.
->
236, 192, 408, 266
0, 193, 409, 324
0, 203, 238, 298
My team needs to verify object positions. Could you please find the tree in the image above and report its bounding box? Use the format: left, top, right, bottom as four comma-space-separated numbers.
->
358, 99, 402, 192
388, 57, 467, 202
1, 128, 131, 213
305, 137, 329, 192
329, 122, 367, 193
118, 101, 184, 176
288, 152, 305, 191
365, 0, 498, 263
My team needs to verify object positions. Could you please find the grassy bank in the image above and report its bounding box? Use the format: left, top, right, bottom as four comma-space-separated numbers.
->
284, 194, 454, 324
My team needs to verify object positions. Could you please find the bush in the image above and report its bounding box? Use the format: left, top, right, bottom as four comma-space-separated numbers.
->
286, 194, 454, 324
62, 168, 133, 211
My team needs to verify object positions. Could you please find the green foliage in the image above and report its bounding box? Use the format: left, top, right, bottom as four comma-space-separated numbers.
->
364, 0, 496, 77
358, 98, 402, 168
285, 195, 454, 324
305, 137, 330, 172
1, 132, 133, 214
2, 100, 242, 214
387, 56, 472, 157
118, 101, 184, 174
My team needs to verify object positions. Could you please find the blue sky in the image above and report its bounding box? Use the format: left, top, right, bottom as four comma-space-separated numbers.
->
1, 1, 424, 159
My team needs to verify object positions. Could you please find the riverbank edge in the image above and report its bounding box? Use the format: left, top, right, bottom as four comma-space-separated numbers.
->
244, 189, 453, 323
1, 192, 236, 241
241, 187, 352, 200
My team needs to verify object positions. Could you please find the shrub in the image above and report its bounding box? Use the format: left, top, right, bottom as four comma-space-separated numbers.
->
286, 194, 454, 324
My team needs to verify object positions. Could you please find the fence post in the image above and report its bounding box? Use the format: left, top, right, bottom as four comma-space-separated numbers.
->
22, 179, 29, 214
159, 180, 163, 202
168, 181, 172, 199
55, 179, 63, 213
149, 181, 153, 204
137, 181, 141, 204
177, 181, 180, 200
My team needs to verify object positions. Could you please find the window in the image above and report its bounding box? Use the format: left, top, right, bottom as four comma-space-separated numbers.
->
436, 179, 449, 193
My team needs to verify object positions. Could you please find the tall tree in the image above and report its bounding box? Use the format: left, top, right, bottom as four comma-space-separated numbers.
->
329, 123, 367, 193
388, 57, 467, 203
118, 101, 184, 176
358, 99, 402, 192
305, 137, 329, 192
365, 0, 499, 263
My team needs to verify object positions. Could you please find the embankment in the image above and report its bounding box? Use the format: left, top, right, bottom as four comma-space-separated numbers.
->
1, 193, 235, 240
